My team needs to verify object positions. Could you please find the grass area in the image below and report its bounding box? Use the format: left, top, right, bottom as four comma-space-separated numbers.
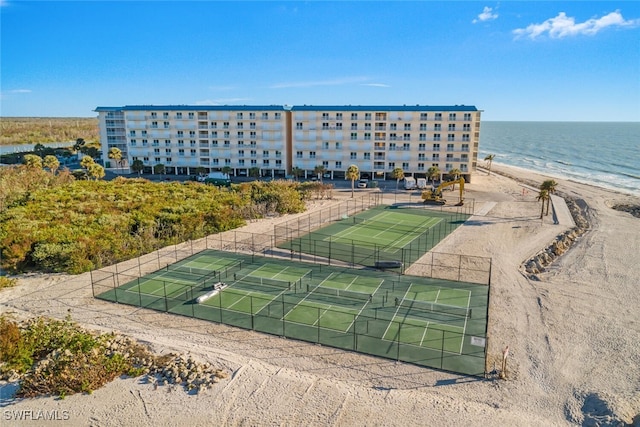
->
0, 117, 99, 145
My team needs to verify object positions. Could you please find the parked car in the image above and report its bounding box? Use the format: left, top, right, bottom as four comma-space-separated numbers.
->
357, 179, 369, 188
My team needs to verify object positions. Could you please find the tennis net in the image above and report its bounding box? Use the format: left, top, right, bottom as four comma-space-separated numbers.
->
395, 298, 471, 318
310, 285, 372, 301
238, 275, 292, 290
352, 217, 429, 234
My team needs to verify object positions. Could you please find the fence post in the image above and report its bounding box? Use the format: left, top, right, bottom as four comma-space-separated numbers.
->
90, 270, 95, 297
440, 329, 445, 369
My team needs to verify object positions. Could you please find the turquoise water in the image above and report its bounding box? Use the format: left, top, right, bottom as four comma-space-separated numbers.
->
479, 122, 640, 196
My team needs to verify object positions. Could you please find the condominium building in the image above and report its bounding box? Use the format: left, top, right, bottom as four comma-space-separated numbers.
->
95, 105, 481, 182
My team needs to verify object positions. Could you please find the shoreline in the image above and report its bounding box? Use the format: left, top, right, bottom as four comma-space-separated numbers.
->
1, 166, 639, 426
480, 161, 640, 198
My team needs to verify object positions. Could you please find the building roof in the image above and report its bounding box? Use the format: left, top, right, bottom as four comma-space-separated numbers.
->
94, 105, 287, 112
289, 105, 478, 112
95, 105, 478, 112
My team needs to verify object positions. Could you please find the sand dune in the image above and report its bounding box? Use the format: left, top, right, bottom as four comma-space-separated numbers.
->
1, 163, 638, 426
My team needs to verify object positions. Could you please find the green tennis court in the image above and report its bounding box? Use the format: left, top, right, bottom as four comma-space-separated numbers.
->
277, 205, 469, 268
95, 249, 489, 376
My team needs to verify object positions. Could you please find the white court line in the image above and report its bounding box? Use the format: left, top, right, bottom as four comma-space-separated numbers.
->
459, 290, 472, 354
383, 286, 411, 339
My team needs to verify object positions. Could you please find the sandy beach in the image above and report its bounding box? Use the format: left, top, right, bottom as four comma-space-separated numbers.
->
1, 162, 639, 426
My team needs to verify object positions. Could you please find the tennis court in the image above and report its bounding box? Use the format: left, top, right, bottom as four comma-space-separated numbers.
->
95, 249, 488, 376
277, 205, 469, 268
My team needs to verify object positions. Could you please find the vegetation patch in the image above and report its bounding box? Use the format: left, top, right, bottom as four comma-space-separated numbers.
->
0, 117, 99, 146
0, 314, 227, 398
0, 166, 311, 274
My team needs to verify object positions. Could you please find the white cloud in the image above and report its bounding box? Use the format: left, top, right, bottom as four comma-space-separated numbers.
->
208, 85, 236, 92
473, 6, 498, 24
10, 89, 32, 93
270, 76, 369, 89
513, 10, 640, 39
360, 83, 390, 88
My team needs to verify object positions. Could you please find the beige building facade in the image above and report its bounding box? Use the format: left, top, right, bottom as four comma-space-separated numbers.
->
96, 105, 481, 182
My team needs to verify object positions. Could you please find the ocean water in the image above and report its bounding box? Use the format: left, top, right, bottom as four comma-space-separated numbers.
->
478, 122, 640, 197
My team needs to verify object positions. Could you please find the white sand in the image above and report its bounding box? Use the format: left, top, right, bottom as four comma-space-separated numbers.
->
1, 163, 639, 426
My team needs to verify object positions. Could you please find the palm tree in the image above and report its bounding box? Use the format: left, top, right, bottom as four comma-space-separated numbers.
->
540, 179, 558, 216
290, 167, 303, 181
536, 189, 550, 221
23, 154, 43, 169
346, 164, 359, 198
448, 167, 462, 190
87, 163, 105, 181
391, 167, 405, 192
43, 155, 60, 174
221, 166, 232, 178
314, 164, 327, 182
427, 166, 440, 185
80, 156, 95, 170
131, 159, 144, 176
108, 147, 123, 173
484, 154, 495, 176
154, 163, 165, 179
248, 166, 261, 179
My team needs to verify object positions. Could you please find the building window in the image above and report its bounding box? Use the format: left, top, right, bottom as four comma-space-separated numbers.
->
296, 122, 303, 130
322, 123, 329, 130
433, 143, 440, 151
419, 153, 425, 161
262, 113, 269, 120
151, 112, 157, 119
432, 154, 440, 160
351, 113, 358, 120
236, 112, 243, 119
350, 152, 357, 160
418, 163, 424, 170
142, 139, 148, 146
275, 112, 281, 119
350, 132, 357, 140
435, 113, 442, 121
390, 123, 397, 131
419, 143, 426, 151
388, 162, 395, 169
449, 113, 456, 121
335, 161, 342, 168
364, 153, 371, 160
365, 113, 372, 120
402, 162, 409, 169
238, 159, 245, 166
447, 134, 455, 141
153, 148, 160, 155
462, 144, 469, 152
323, 141, 329, 149
130, 139, 137, 146
177, 131, 184, 137
263, 159, 270, 166
179, 149, 184, 156
420, 124, 427, 131
448, 124, 456, 131
447, 143, 455, 151
263, 150, 269, 158
129, 130, 136, 137
188, 112, 194, 119
309, 151, 316, 159
322, 113, 329, 119
238, 150, 244, 157
164, 121, 170, 129
420, 113, 428, 120
250, 112, 256, 119
296, 151, 303, 159
176, 112, 183, 119
335, 142, 341, 149
404, 123, 411, 131
434, 134, 441, 141
364, 133, 371, 140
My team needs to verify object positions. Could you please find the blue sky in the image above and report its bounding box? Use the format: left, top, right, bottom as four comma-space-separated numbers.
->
1, 1, 639, 121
